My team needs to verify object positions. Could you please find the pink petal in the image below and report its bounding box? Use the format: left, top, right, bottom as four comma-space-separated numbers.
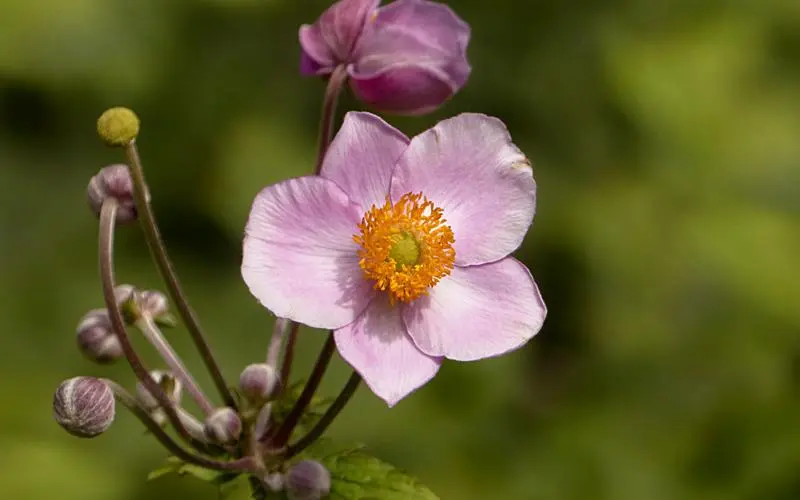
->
353, 0, 470, 82
334, 296, 441, 406
299, 24, 337, 75
390, 113, 536, 266
323, 0, 379, 60
349, 66, 458, 116
403, 258, 546, 361
242, 177, 375, 329
320, 112, 409, 211
349, 0, 471, 115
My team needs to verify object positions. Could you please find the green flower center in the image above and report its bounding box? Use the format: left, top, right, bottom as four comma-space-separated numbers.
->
388, 231, 421, 270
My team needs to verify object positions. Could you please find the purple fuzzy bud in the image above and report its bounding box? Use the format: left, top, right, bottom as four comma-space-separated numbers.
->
87, 164, 142, 224
239, 363, 279, 404
204, 407, 242, 445
76, 309, 122, 364
53, 377, 115, 438
286, 460, 331, 500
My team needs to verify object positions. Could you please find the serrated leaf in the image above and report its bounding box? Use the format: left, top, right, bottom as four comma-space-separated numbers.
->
321, 450, 439, 500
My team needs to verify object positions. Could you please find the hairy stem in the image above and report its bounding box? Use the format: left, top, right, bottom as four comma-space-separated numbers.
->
105, 379, 257, 473
99, 200, 196, 446
286, 371, 361, 459
271, 333, 336, 447
135, 315, 215, 416
124, 141, 236, 409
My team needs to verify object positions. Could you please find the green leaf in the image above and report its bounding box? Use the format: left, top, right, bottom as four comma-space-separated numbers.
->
320, 450, 439, 500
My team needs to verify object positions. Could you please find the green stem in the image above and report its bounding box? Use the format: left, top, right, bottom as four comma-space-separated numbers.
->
271, 333, 336, 447
123, 141, 236, 410
105, 379, 257, 473
98, 200, 197, 446
286, 371, 361, 459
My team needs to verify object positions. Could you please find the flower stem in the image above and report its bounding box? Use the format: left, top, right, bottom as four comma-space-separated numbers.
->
278, 321, 300, 389
271, 333, 336, 447
314, 64, 348, 175
134, 315, 215, 416
275, 65, 348, 388
266, 317, 290, 369
123, 141, 236, 410
99, 200, 197, 446
104, 378, 257, 473
286, 371, 361, 459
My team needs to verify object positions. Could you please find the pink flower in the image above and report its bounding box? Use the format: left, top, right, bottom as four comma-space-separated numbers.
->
299, 0, 471, 115
242, 113, 546, 406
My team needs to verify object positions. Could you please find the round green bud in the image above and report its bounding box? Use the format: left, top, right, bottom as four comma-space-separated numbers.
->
97, 107, 140, 147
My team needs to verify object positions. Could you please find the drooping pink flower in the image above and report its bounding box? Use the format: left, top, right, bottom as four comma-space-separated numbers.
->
242, 113, 545, 406
299, 0, 471, 115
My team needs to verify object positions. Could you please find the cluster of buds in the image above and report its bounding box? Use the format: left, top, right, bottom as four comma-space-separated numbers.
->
51, 0, 488, 497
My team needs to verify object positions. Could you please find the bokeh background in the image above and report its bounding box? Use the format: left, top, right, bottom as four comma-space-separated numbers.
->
2, 0, 799, 499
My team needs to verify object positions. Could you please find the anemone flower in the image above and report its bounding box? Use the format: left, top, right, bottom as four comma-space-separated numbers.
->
242, 112, 546, 405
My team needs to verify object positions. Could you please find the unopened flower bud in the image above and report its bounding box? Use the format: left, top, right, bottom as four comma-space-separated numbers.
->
286, 460, 331, 500
53, 377, 115, 438
239, 363, 279, 404
76, 309, 122, 364
114, 284, 135, 305
136, 370, 182, 411
204, 407, 242, 445
136, 289, 175, 327
97, 107, 139, 147
263, 471, 285, 492
117, 286, 175, 326
87, 165, 138, 224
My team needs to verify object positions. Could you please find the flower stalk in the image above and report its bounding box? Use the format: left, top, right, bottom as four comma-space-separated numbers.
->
98, 199, 197, 445
271, 333, 336, 447
286, 371, 361, 458
105, 378, 256, 473
134, 315, 215, 416
123, 140, 236, 410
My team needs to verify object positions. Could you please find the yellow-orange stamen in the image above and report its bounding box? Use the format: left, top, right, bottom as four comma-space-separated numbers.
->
354, 192, 455, 303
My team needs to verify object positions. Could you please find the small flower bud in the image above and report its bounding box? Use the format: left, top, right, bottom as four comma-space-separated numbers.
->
262, 471, 285, 492
114, 284, 136, 305
76, 309, 122, 364
97, 107, 140, 147
239, 363, 280, 404
204, 407, 242, 445
117, 286, 175, 326
286, 460, 331, 500
137, 289, 172, 322
53, 377, 115, 438
136, 370, 182, 411
87, 165, 139, 224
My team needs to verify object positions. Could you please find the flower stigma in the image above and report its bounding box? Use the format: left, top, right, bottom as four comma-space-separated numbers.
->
354, 192, 455, 304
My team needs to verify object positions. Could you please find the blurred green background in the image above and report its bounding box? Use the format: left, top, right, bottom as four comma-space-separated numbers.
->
2, 0, 799, 499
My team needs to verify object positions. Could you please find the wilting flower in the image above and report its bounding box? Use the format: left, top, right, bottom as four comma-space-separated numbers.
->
299, 0, 471, 115
242, 112, 546, 405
